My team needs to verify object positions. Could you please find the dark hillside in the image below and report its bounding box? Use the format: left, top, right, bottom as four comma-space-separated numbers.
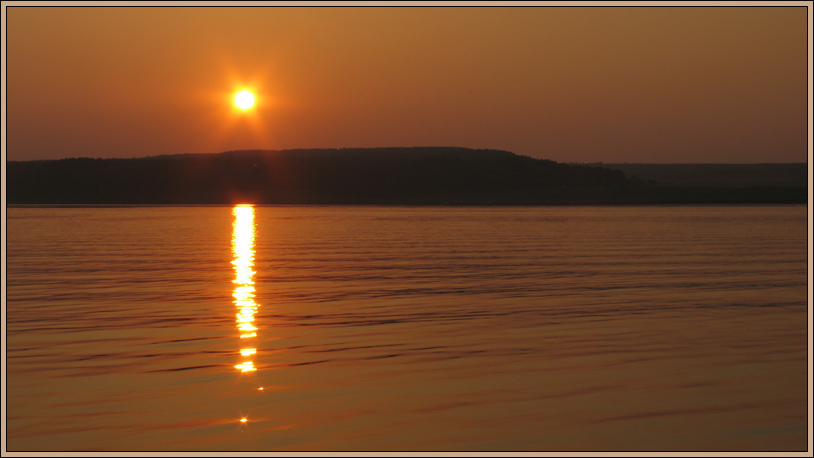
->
597, 163, 808, 187
7, 148, 806, 205
7, 147, 632, 205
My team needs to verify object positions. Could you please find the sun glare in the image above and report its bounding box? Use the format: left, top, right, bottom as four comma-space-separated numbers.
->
235, 90, 255, 110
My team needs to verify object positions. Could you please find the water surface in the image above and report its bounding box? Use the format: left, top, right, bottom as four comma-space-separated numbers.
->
5, 205, 808, 451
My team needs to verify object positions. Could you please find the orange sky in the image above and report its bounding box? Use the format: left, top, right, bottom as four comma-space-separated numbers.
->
5, 6, 809, 163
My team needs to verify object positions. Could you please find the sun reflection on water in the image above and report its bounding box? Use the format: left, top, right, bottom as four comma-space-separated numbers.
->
232, 205, 260, 373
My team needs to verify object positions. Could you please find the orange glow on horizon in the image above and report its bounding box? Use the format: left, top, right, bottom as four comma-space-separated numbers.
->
9, 9, 806, 164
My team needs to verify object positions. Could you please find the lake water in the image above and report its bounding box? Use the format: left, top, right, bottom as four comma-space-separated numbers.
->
5, 205, 809, 451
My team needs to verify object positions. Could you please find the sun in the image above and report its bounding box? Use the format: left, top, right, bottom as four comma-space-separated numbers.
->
235, 90, 255, 110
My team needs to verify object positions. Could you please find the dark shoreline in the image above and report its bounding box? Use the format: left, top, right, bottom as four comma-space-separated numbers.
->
7, 200, 807, 209
7, 148, 808, 206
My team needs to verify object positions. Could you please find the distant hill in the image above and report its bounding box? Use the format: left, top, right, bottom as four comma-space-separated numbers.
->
6, 148, 807, 205
594, 163, 808, 187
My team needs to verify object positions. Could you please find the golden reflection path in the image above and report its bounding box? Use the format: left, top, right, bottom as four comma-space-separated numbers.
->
232, 205, 259, 374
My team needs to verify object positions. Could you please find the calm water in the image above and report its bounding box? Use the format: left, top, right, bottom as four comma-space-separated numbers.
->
5, 205, 809, 451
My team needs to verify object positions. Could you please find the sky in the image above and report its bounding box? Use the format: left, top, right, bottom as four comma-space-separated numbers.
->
5, 5, 810, 163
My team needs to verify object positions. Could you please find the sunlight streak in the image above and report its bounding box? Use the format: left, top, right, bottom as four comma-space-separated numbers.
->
232, 205, 260, 373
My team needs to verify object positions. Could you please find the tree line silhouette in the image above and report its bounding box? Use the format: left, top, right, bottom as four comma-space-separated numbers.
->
6, 147, 805, 205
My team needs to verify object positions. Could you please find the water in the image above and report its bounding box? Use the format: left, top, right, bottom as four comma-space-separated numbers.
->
5, 205, 808, 451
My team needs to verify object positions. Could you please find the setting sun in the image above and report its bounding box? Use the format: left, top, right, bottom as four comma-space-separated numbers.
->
235, 90, 255, 110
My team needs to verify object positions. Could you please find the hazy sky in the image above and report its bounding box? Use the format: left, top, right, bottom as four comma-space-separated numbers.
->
5, 6, 809, 163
